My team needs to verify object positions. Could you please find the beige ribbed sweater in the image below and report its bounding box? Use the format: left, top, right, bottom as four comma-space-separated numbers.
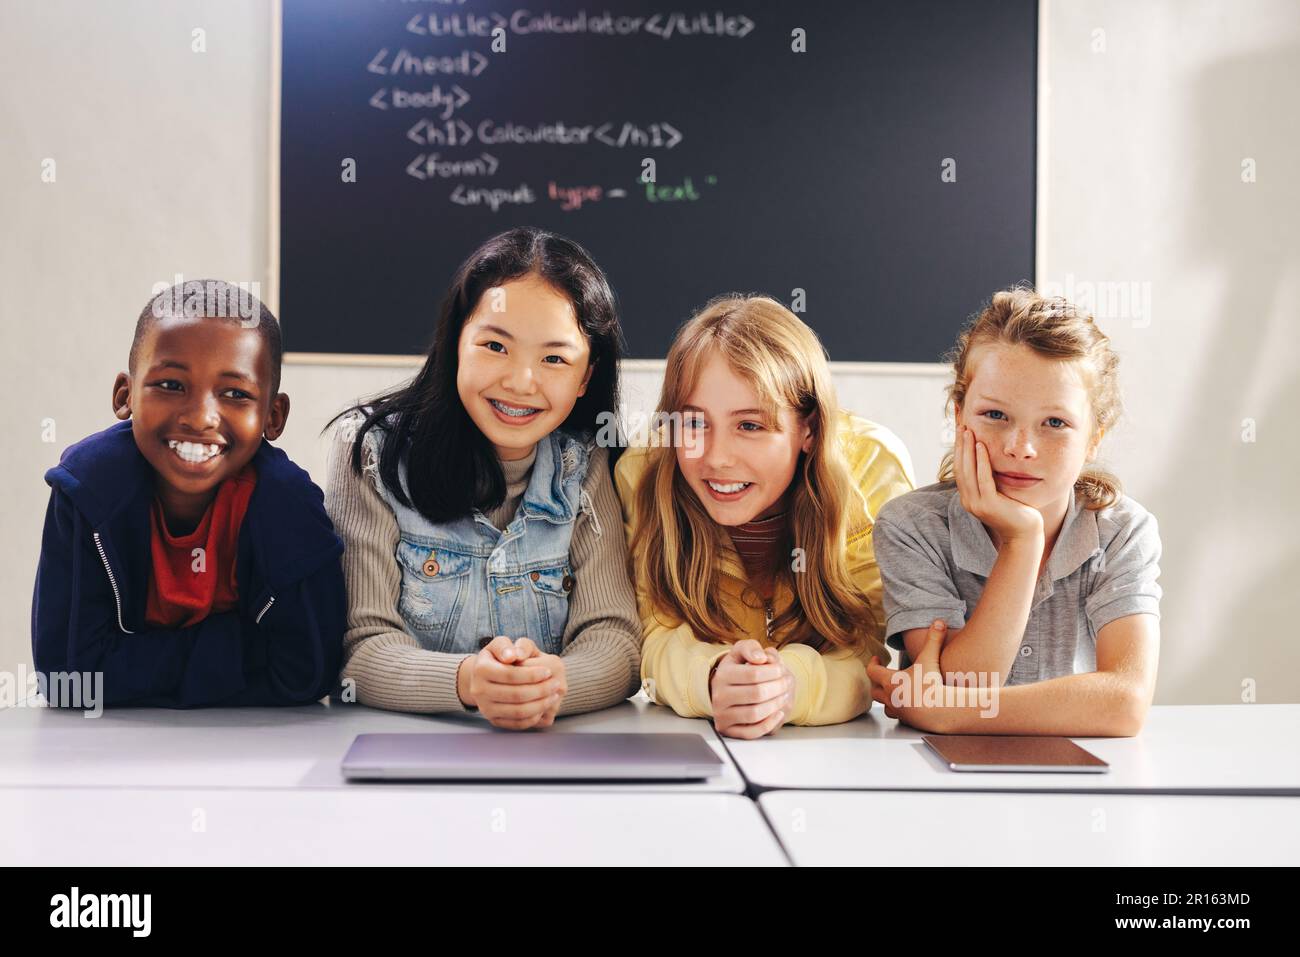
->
323, 416, 642, 715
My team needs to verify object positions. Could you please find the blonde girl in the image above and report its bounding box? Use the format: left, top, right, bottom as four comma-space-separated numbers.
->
615, 295, 915, 738
868, 287, 1162, 736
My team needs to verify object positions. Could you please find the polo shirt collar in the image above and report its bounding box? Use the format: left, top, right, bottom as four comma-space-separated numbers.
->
949, 492, 999, 577
1050, 492, 1102, 580
948, 488, 1101, 581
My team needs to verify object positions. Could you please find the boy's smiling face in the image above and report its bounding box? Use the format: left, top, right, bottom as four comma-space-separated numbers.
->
112, 315, 288, 531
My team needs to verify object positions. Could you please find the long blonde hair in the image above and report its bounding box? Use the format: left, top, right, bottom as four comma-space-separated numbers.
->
628, 295, 877, 651
939, 286, 1123, 510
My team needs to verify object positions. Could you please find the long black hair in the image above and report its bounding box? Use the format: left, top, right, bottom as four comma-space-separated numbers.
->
327, 227, 624, 524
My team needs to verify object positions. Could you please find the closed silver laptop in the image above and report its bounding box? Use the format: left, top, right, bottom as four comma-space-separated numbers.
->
341, 732, 724, 781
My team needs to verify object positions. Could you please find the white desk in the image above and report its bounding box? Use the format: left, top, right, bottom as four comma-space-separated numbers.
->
1, 788, 786, 866
0, 697, 746, 794
759, 790, 1300, 866
723, 705, 1300, 794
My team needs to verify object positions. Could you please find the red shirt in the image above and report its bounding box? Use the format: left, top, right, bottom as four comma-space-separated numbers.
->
726, 510, 789, 595
144, 465, 257, 628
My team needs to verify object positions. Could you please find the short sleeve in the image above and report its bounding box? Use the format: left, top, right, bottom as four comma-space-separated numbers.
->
1085, 506, 1162, 633
873, 501, 968, 658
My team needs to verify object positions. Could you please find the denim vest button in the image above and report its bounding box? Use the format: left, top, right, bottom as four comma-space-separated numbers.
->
371, 422, 589, 657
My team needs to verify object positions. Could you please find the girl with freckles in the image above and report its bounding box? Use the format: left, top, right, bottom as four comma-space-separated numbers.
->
615, 296, 916, 738
868, 287, 1162, 737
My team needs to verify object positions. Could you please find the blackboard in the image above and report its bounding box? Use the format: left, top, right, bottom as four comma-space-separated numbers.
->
280, 0, 1036, 361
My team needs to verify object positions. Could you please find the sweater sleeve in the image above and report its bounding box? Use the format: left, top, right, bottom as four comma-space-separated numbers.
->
553, 445, 643, 716
323, 415, 470, 714
776, 643, 877, 726
639, 620, 731, 720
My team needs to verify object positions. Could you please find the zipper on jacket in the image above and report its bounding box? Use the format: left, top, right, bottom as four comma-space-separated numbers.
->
765, 601, 774, 640
92, 531, 134, 634
254, 595, 276, 624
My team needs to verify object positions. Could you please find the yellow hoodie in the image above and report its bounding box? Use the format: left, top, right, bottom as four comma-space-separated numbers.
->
614, 411, 916, 726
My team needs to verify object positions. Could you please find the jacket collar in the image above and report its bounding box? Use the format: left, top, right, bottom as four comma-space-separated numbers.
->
518, 429, 585, 524
45, 420, 341, 594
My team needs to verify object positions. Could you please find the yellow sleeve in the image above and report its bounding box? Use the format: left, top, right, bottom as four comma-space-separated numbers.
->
614, 448, 728, 719
778, 642, 876, 726
775, 419, 917, 727
845, 419, 917, 654
640, 620, 730, 719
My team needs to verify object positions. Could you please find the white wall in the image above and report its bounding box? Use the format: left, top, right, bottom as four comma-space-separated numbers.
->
2, 0, 1296, 703
2, 0, 276, 678
1039, 0, 1300, 703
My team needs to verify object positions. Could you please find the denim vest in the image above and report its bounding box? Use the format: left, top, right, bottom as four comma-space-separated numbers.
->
367, 422, 591, 656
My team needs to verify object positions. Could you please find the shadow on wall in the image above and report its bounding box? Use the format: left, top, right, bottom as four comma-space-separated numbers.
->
1151, 43, 1300, 703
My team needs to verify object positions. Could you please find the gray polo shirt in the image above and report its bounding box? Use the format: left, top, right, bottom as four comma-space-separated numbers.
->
874, 482, 1161, 685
